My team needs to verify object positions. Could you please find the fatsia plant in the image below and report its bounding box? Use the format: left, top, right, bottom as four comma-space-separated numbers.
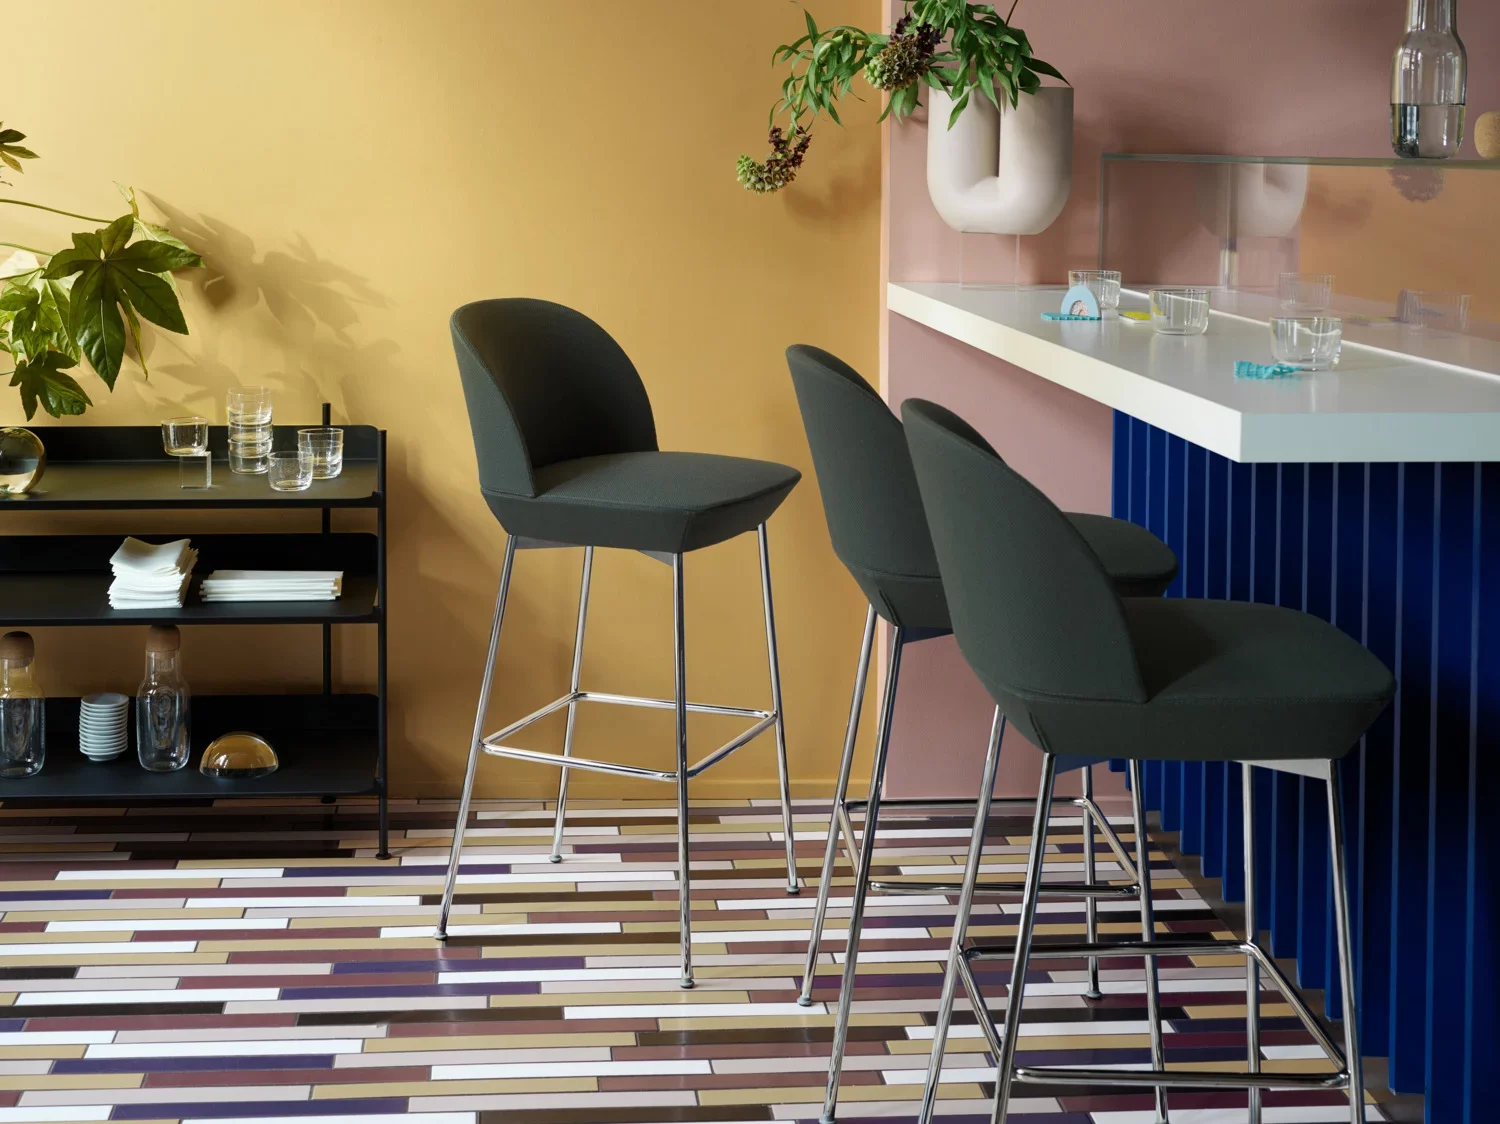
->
737, 0, 1064, 193
0, 124, 202, 420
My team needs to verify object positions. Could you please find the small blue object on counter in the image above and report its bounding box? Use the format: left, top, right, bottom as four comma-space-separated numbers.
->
1234, 360, 1301, 379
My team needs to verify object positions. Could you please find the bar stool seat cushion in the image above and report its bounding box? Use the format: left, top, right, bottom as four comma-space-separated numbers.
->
1009, 598, 1395, 763
482, 450, 801, 554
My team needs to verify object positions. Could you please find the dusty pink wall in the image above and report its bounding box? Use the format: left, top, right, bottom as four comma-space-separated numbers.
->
881, 0, 1500, 801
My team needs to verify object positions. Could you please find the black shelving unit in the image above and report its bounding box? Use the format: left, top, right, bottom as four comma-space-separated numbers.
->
0, 407, 390, 857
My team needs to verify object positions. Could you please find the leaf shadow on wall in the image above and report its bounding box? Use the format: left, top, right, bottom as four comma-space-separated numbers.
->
110, 197, 536, 795
779, 129, 882, 226
130, 195, 392, 426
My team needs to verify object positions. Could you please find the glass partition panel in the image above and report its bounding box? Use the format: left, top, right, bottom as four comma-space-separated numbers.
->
1099, 154, 1500, 373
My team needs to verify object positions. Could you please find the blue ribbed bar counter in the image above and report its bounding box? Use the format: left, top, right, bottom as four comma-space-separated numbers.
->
890, 282, 1498, 1123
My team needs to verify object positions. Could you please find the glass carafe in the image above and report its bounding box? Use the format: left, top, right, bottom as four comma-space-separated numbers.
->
136, 625, 190, 772
0, 631, 44, 778
1391, 0, 1466, 158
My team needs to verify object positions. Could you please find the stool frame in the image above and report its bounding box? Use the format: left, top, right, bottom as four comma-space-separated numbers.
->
435, 526, 800, 989
806, 611, 1164, 1124
917, 744, 1364, 1124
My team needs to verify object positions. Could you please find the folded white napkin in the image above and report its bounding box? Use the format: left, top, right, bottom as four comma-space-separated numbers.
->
198, 569, 343, 603
108, 572, 192, 609
200, 570, 342, 585
108, 538, 195, 609
110, 537, 192, 576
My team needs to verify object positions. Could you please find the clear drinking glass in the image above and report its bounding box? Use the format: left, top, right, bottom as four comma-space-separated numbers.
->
1277, 273, 1334, 313
1398, 289, 1471, 332
161, 416, 211, 489
161, 417, 208, 456
297, 427, 344, 480
1068, 269, 1122, 311
1270, 317, 1344, 370
1149, 287, 1211, 335
226, 386, 272, 424
267, 450, 312, 492
227, 386, 273, 475
1391, 0, 1466, 159
137, 626, 189, 773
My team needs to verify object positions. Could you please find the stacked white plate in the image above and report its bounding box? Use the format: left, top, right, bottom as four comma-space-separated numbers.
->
78, 692, 129, 761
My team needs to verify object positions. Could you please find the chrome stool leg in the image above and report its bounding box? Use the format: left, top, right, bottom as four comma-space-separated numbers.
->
1080, 765, 1104, 1000
549, 547, 594, 864
436, 536, 518, 940
956, 756, 1361, 1124
1129, 759, 1169, 1124
990, 753, 1060, 1124
672, 554, 694, 989
799, 605, 877, 1007
757, 525, 799, 896
819, 627, 905, 1124
1327, 761, 1365, 1124
916, 707, 1006, 1124
1243, 763, 1262, 1124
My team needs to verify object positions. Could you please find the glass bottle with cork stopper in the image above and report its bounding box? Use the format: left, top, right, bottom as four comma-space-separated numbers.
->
0, 631, 44, 778
136, 625, 190, 772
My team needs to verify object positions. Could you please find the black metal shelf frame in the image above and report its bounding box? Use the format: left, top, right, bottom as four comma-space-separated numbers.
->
0, 404, 391, 857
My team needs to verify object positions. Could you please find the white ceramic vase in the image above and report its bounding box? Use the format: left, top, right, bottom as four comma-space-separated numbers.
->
925, 84, 1073, 235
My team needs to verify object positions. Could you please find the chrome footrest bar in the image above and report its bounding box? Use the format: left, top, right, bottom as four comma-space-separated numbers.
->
957, 935, 1351, 1092
482, 692, 779, 782
834, 793, 1140, 899
1012, 1067, 1348, 1091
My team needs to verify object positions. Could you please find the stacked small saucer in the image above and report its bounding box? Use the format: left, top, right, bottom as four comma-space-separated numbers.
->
78, 692, 129, 761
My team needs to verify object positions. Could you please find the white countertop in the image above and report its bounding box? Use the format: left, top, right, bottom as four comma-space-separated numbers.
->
888, 281, 1500, 463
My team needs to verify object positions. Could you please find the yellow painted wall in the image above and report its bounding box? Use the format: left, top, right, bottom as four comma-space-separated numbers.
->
2, 0, 882, 798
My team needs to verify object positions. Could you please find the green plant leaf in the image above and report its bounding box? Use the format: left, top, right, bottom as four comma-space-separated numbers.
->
10, 350, 90, 421
947, 91, 970, 128
1027, 56, 1066, 82
0, 124, 38, 183
66, 266, 125, 388
111, 267, 184, 333
40, 215, 198, 385
112, 239, 201, 273
99, 214, 134, 256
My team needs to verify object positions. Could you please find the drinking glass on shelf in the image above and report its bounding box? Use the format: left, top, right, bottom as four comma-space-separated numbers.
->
1270, 316, 1343, 370
1068, 269, 1122, 311
1277, 272, 1334, 313
1149, 287, 1211, 335
297, 427, 344, 480
160, 416, 211, 489
226, 386, 273, 475
1398, 289, 1471, 333
267, 450, 312, 492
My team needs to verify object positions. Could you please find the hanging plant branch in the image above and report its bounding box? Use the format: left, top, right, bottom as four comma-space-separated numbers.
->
0, 128, 202, 419
739, 0, 1065, 192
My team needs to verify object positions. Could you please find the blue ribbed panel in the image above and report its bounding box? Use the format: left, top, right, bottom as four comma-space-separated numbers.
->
1112, 414, 1490, 1122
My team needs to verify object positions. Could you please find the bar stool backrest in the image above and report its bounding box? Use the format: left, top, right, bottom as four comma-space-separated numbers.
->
785, 345, 947, 629
452, 298, 659, 498
902, 398, 1147, 707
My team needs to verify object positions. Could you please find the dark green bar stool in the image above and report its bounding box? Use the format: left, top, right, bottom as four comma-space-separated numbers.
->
437, 298, 803, 989
785, 345, 1179, 1123
903, 398, 1395, 1124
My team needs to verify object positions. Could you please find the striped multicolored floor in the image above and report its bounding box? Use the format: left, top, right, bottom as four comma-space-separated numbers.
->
0, 797, 1377, 1123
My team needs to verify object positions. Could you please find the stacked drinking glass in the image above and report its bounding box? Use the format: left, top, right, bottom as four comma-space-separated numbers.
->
226, 386, 273, 474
